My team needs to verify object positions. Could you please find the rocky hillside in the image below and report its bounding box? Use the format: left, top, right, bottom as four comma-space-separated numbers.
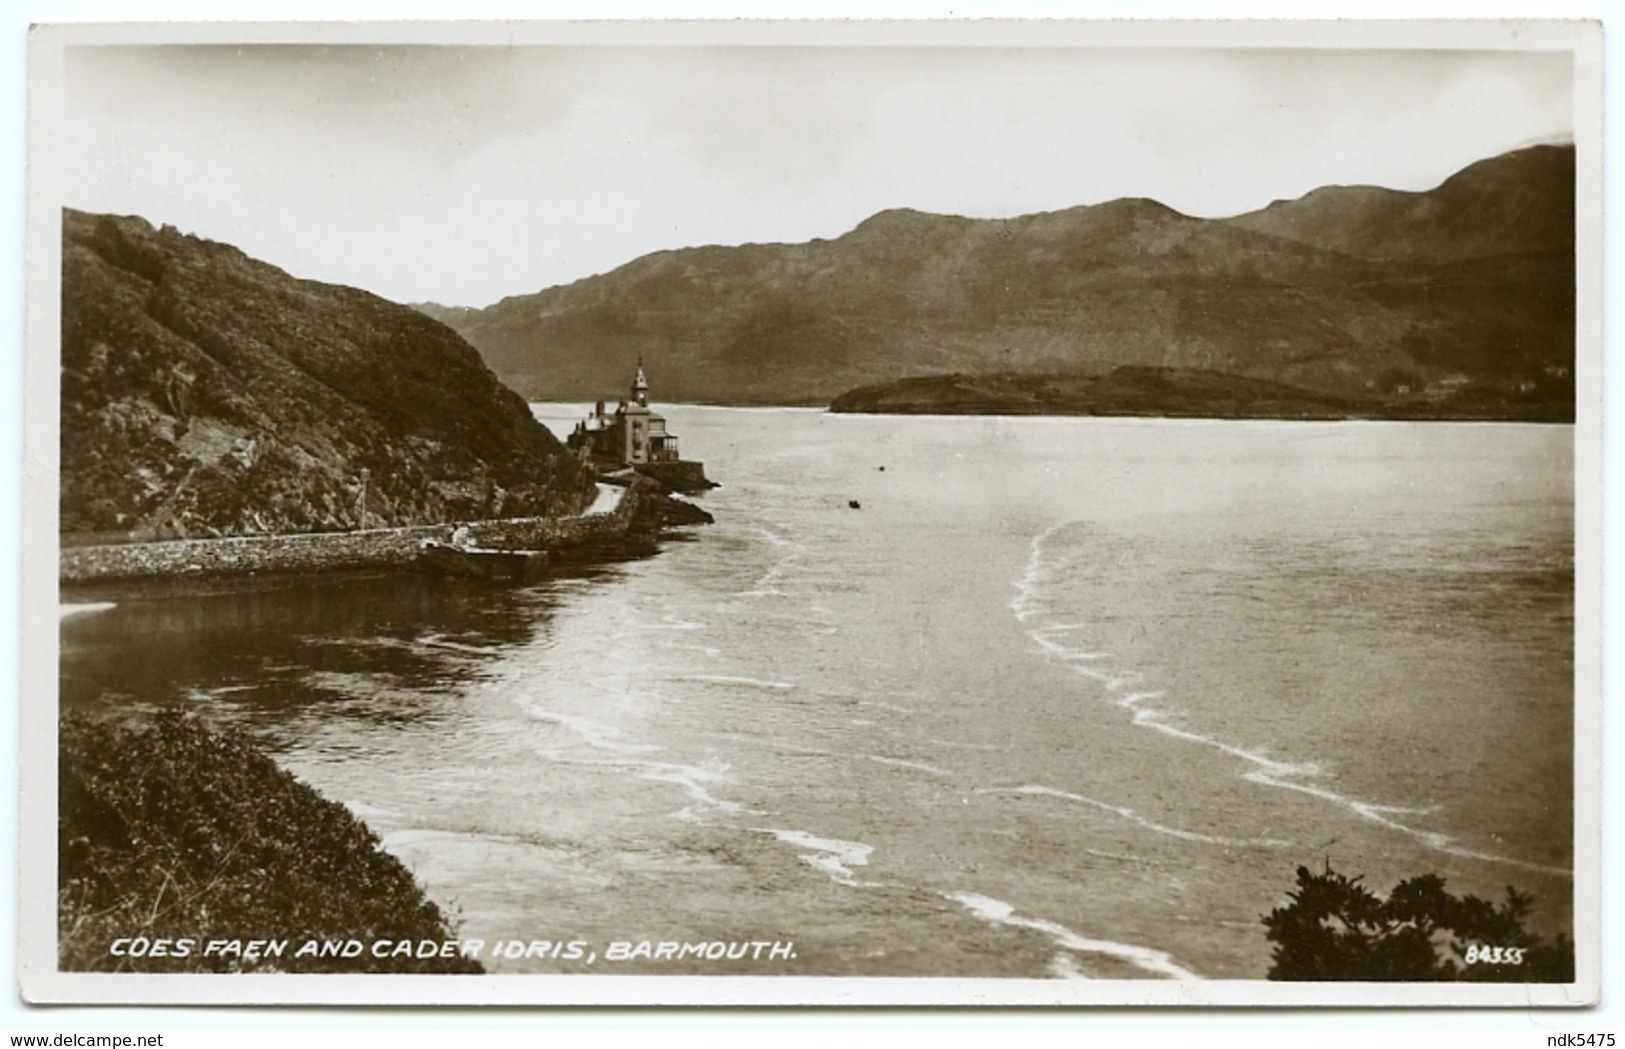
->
62, 209, 595, 544
1228, 144, 1575, 264
423, 145, 1573, 420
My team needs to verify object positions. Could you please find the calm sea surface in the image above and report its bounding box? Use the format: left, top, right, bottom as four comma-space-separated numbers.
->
60, 407, 1575, 979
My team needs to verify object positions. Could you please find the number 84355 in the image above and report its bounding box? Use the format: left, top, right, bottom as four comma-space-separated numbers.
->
1463, 944, 1525, 965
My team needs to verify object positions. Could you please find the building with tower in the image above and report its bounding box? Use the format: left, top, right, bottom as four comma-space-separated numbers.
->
568, 360, 684, 470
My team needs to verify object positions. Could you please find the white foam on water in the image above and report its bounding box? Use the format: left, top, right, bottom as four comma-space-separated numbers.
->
412, 639, 494, 656
647, 615, 708, 632
1013, 518, 1573, 879
637, 759, 761, 815
1010, 520, 1073, 623
1029, 622, 1110, 663
683, 674, 796, 691
758, 525, 797, 549
868, 754, 955, 778
1240, 765, 1573, 877
531, 742, 765, 818
345, 799, 401, 821
1112, 695, 1314, 781
522, 703, 662, 756
755, 828, 881, 888
1114, 696, 1569, 874
741, 524, 802, 598
414, 635, 498, 656
948, 891, 1201, 980
988, 785, 1285, 848
59, 601, 117, 620
190, 683, 258, 697
1047, 953, 1092, 981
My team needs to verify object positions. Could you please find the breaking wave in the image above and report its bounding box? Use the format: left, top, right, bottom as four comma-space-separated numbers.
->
948, 891, 1201, 980
981, 784, 1285, 848
1013, 519, 1571, 878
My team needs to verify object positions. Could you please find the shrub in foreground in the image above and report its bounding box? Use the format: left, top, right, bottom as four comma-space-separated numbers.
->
1264, 863, 1572, 982
59, 708, 482, 973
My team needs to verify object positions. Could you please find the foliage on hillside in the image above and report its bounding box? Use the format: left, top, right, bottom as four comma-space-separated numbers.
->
1263, 863, 1574, 982
62, 209, 594, 543
58, 709, 483, 973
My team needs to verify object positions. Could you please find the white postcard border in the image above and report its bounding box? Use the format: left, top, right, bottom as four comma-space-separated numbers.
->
17, 16, 1605, 1009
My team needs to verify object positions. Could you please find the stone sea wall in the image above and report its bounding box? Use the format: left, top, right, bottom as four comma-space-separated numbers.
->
60, 488, 642, 584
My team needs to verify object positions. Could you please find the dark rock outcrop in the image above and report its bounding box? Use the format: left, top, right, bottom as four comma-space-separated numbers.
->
62, 209, 596, 544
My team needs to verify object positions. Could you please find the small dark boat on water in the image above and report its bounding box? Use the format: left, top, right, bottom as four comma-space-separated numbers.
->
417, 540, 549, 581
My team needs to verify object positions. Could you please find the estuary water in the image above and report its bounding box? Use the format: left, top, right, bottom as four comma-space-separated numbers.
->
59, 407, 1575, 980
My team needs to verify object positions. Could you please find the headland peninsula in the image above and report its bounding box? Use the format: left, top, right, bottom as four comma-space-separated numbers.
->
57, 208, 714, 971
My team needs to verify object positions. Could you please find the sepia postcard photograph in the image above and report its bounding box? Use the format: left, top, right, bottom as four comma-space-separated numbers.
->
15, 16, 1603, 1008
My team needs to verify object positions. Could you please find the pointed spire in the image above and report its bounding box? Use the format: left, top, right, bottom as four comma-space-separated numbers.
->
632, 357, 649, 406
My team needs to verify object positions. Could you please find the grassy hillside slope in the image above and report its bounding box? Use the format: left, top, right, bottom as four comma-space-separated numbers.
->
63, 209, 594, 544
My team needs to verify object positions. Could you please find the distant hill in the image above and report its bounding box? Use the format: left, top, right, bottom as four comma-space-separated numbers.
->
829, 368, 1356, 418
62, 209, 594, 543
1227, 145, 1575, 263
422, 144, 1573, 420
828, 366, 1566, 422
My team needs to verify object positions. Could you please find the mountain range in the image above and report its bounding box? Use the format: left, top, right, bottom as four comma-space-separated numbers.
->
417, 144, 1574, 420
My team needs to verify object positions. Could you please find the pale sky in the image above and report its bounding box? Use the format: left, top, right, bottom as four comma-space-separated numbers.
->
58, 42, 1574, 307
